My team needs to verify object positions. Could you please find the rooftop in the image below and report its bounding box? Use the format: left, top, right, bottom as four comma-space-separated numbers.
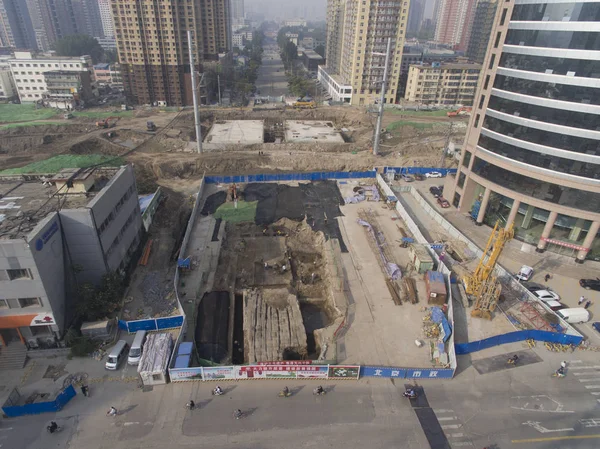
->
0, 167, 120, 240
411, 62, 482, 70
303, 50, 324, 60
205, 120, 264, 145
284, 120, 345, 143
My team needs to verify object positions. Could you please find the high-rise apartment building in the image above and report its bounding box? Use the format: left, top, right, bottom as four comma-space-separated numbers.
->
97, 0, 113, 37
444, 0, 600, 262
111, 0, 231, 106
231, 0, 244, 21
0, 0, 37, 49
466, 0, 496, 63
407, 0, 425, 35
26, 0, 78, 51
434, 0, 477, 49
320, 0, 410, 105
71, 0, 103, 39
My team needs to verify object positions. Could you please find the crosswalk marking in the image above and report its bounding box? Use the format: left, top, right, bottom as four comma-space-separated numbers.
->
578, 379, 600, 382
438, 417, 458, 421
590, 392, 600, 395
434, 409, 454, 413
585, 385, 600, 389
569, 366, 600, 370
449, 433, 464, 437
575, 372, 600, 376
570, 360, 583, 364
441, 424, 462, 429
452, 442, 473, 446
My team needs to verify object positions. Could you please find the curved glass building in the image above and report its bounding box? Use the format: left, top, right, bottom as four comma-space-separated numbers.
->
445, 0, 600, 263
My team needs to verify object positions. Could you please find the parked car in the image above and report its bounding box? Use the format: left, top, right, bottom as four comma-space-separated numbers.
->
425, 171, 443, 178
556, 308, 590, 324
414, 174, 425, 181
545, 300, 567, 312
401, 174, 414, 182
437, 197, 450, 208
516, 265, 534, 281
593, 322, 600, 334
429, 186, 441, 197
522, 282, 546, 292
532, 289, 561, 302
580, 278, 600, 291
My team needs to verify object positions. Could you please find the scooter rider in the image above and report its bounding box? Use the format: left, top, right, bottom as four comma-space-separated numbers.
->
187, 400, 195, 410
48, 421, 58, 433
283, 386, 290, 396
404, 388, 416, 399
556, 366, 566, 377
510, 354, 519, 364
215, 385, 223, 395
316, 385, 324, 395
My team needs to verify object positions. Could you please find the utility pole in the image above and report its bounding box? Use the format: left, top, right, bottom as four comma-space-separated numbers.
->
372, 38, 392, 156
218, 74, 221, 105
187, 30, 202, 153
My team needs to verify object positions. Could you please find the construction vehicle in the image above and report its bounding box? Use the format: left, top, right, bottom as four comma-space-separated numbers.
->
293, 97, 316, 109
146, 121, 157, 132
447, 107, 472, 117
96, 116, 119, 128
463, 221, 514, 319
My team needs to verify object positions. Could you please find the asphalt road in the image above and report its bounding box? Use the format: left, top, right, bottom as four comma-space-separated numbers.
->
8, 351, 600, 449
256, 47, 288, 97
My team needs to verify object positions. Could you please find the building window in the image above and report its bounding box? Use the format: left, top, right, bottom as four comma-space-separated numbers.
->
494, 32, 501, 48
18, 297, 41, 308
500, 8, 508, 26
483, 75, 490, 90
7, 269, 32, 280
474, 113, 480, 128
488, 54, 495, 70
0, 299, 8, 309
31, 325, 52, 336
478, 95, 485, 109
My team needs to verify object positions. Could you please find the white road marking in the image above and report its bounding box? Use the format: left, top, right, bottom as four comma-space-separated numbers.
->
438, 417, 458, 421
584, 385, 600, 389
569, 366, 600, 370
441, 424, 462, 429
449, 433, 465, 437
580, 419, 600, 428
522, 421, 574, 433
578, 378, 600, 382
590, 392, 600, 395
570, 360, 583, 364
452, 443, 473, 446
433, 409, 454, 413
575, 372, 600, 376
123, 422, 139, 426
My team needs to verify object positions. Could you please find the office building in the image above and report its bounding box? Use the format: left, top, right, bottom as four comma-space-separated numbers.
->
97, 0, 114, 38
42, 69, 93, 109
231, 0, 244, 29
0, 165, 143, 347
443, 0, 600, 262
0, 59, 15, 100
0, 0, 37, 49
404, 61, 481, 104
408, 0, 425, 35
434, 0, 477, 49
320, 0, 410, 105
9, 51, 95, 104
466, 0, 497, 64
111, 0, 231, 106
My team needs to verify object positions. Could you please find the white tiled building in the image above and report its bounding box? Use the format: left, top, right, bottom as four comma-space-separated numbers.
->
9, 52, 96, 103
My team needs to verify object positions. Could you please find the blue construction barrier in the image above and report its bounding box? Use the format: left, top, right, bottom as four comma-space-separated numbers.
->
2, 385, 76, 417
383, 167, 458, 177
455, 330, 584, 355
118, 315, 184, 333
204, 170, 376, 184
361, 366, 455, 379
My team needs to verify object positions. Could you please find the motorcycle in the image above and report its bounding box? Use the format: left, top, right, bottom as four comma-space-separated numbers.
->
278, 390, 291, 397
313, 388, 326, 396
233, 409, 243, 419
403, 390, 418, 400
47, 424, 61, 434
212, 389, 224, 396
507, 356, 518, 365
552, 371, 566, 378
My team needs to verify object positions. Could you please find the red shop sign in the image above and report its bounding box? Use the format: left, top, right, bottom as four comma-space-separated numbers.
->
541, 237, 588, 252
256, 361, 312, 366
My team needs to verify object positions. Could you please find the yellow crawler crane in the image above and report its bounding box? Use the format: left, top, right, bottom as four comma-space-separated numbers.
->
463, 221, 514, 319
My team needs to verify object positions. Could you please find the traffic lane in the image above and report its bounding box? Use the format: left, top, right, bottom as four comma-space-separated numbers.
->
4, 413, 72, 449
181, 382, 377, 436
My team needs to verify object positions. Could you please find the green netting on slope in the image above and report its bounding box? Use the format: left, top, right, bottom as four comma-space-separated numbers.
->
0, 154, 124, 175
213, 200, 258, 223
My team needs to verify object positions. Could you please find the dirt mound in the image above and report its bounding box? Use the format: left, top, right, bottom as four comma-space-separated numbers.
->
69, 137, 123, 156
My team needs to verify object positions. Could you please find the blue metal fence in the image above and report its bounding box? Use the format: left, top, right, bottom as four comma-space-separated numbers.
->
455, 330, 583, 355
383, 167, 458, 176
118, 316, 184, 333
205, 170, 376, 184
361, 366, 455, 379
2, 385, 76, 417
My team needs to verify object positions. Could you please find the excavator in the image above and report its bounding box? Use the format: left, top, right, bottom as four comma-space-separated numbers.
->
447, 107, 472, 117
96, 116, 119, 128
463, 221, 514, 319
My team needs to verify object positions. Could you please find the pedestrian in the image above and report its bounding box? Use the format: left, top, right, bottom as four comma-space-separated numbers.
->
81, 385, 89, 397
544, 273, 551, 282
107, 406, 117, 417
585, 300, 592, 309
579, 296, 586, 305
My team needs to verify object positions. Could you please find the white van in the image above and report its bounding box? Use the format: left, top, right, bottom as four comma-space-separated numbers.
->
105, 340, 128, 370
556, 308, 590, 324
516, 265, 533, 281
127, 330, 147, 365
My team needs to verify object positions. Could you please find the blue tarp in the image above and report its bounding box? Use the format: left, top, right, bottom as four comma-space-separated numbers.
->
430, 306, 452, 343
178, 342, 193, 355
138, 194, 155, 214
174, 355, 191, 368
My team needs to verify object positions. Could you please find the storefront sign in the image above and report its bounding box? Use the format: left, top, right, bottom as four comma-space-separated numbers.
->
31, 313, 56, 326
541, 237, 588, 252
256, 361, 313, 365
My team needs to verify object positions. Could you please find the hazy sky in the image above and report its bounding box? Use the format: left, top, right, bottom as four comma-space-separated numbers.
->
244, 0, 327, 20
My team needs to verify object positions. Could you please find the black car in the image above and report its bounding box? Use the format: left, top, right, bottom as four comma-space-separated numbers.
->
580, 278, 600, 291
429, 186, 441, 198
522, 282, 546, 292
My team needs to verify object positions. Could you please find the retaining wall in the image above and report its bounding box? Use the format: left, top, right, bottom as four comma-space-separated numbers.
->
2, 385, 76, 417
